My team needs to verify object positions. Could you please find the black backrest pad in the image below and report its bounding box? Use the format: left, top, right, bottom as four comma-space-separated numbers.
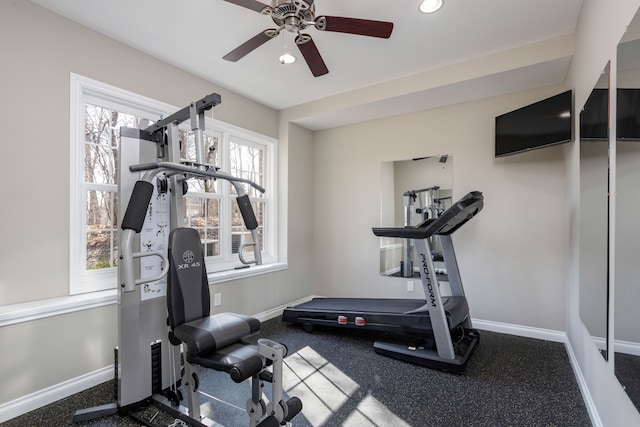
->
167, 227, 210, 329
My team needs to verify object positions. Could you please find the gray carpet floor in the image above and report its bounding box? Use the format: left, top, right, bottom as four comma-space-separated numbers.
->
2, 317, 592, 426
615, 351, 640, 413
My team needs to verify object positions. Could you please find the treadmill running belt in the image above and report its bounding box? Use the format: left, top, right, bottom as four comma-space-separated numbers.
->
293, 298, 425, 313
282, 296, 469, 333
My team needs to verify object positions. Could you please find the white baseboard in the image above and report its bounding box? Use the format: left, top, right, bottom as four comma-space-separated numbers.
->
615, 338, 640, 356
573, 335, 640, 356
252, 295, 317, 322
0, 365, 113, 423
471, 318, 566, 342
0, 298, 601, 425
0, 296, 318, 423
563, 335, 603, 427
591, 335, 607, 351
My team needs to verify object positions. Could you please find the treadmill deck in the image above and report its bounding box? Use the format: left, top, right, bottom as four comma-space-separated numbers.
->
282, 296, 469, 334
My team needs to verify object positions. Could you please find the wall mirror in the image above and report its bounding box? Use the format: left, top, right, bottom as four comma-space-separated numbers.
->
379, 155, 453, 278
579, 63, 610, 360
615, 11, 640, 411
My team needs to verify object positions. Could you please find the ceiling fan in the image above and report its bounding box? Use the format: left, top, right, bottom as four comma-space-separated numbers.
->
222, 0, 394, 77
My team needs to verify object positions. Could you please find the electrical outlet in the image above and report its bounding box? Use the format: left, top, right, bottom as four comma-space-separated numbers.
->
214, 293, 222, 306
407, 280, 414, 292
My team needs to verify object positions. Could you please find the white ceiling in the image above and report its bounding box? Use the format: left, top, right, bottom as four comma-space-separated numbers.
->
30, 0, 584, 129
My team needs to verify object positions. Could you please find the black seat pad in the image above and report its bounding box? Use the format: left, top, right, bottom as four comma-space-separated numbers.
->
174, 312, 260, 356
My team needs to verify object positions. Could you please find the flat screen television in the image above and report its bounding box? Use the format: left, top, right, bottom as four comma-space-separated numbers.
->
495, 90, 573, 157
580, 88, 608, 140
580, 88, 640, 140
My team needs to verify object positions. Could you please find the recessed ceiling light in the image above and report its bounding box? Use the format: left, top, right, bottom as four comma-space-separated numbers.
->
419, 0, 443, 14
279, 53, 296, 64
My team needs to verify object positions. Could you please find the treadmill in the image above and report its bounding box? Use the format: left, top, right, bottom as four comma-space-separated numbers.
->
282, 191, 483, 372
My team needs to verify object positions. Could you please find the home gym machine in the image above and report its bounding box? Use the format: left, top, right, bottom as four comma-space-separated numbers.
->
282, 191, 483, 372
399, 185, 451, 278
74, 93, 301, 426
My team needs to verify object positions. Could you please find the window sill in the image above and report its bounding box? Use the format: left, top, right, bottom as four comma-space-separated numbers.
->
0, 263, 288, 327
208, 262, 288, 284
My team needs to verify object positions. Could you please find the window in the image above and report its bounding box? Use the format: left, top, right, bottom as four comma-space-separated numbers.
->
181, 125, 276, 273
84, 105, 148, 270
70, 74, 278, 294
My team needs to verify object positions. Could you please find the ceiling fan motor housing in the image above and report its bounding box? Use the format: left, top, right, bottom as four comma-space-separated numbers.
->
271, 0, 315, 32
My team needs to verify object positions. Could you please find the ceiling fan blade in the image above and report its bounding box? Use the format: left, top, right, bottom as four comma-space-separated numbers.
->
295, 34, 328, 77
222, 0, 270, 13
315, 16, 394, 39
223, 29, 277, 62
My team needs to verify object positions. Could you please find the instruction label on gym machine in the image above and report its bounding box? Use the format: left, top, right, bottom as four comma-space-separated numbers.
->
139, 176, 169, 301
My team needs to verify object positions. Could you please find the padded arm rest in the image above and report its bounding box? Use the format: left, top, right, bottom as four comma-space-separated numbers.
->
174, 312, 260, 356
121, 181, 153, 232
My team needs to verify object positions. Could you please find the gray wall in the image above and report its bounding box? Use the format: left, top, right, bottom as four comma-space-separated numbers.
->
565, 0, 640, 425
0, 0, 313, 406
615, 142, 640, 344
2, 0, 640, 425
310, 90, 569, 328
0, 0, 279, 307
614, 67, 640, 345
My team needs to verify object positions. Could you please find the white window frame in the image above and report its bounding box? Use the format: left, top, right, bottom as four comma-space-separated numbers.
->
184, 120, 278, 274
70, 74, 280, 295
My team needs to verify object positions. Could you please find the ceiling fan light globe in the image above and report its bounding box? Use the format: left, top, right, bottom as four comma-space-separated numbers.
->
279, 53, 296, 64
419, 0, 443, 14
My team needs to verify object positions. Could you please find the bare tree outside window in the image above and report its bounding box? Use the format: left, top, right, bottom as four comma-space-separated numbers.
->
229, 140, 264, 198
84, 104, 150, 269
229, 140, 265, 254
83, 109, 265, 268
72, 76, 276, 296
181, 131, 222, 256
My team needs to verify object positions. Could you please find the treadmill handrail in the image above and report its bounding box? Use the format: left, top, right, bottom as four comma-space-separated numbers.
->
372, 191, 483, 239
